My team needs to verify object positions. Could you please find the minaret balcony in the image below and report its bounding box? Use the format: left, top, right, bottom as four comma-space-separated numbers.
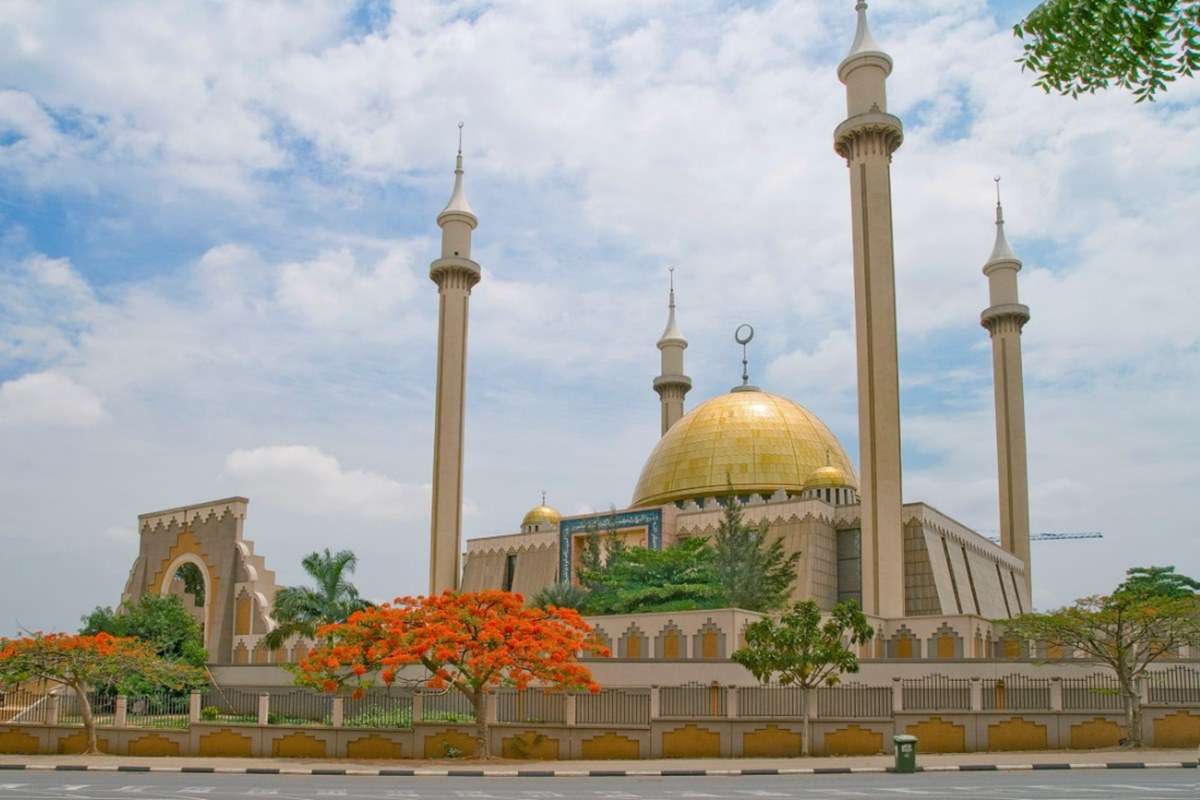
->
834, 111, 903, 160
980, 303, 1031, 332
429, 255, 481, 289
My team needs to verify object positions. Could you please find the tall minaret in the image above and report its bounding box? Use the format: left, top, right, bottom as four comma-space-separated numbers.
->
653, 268, 691, 436
428, 124, 481, 595
981, 179, 1032, 597
834, 1, 905, 618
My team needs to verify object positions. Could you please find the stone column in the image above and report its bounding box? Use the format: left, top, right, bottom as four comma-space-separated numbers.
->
331, 697, 344, 728
564, 693, 577, 727
1050, 677, 1063, 712
114, 695, 128, 728
257, 693, 270, 727
411, 691, 424, 725
726, 685, 739, 719
46, 694, 60, 726
970, 677, 983, 712
649, 685, 661, 720
189, 690, 202, 724
891, 677, 903, 714
834, 3, 906, 618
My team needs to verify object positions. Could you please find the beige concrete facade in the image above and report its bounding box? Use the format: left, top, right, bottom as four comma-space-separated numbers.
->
120, 498, 285, 664
834, 6, 906, 618
981, 198, 1032, 596
428, 146, 481, 594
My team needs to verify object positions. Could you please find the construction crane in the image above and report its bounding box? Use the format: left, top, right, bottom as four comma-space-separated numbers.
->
984, 531, 1103, 544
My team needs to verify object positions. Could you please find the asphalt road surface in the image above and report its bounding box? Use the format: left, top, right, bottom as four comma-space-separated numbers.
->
1, 770, 1198, 799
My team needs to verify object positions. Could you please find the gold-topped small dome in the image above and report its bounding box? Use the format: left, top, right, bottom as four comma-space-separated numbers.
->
521, 504, 562, 529
805, 462, 850, 489
631, 389, 857, 507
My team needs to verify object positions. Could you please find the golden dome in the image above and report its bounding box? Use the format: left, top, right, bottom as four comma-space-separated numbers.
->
631, 389, 857, 507
521, 504, 562, 528
806, 463, 851, 489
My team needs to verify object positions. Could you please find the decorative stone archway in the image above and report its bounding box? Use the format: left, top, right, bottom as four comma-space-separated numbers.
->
158, 552, 216, 655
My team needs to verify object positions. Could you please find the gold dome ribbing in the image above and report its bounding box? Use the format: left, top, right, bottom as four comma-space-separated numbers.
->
631, 389, 857, 507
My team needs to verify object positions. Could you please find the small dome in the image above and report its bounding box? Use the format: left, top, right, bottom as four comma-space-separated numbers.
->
805, 463, 850, 489
631, 388, 857, 507
521, 504, 562, 529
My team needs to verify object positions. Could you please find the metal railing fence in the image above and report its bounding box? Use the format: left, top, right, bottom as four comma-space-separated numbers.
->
59, 691, 115, 726
126, 692, 189, 729
199, 687, 260, 724
496, 689, 567, 724
660, 682, 727, 718
1148, 667, 1200, 705
575, 688, 650, 726
1062, 674, 1123, 711
267, 690, 331, 726
982, 674, 1051, 711
817, 683, 893, 718
0, 686, 52, 724
738, 684, 805, 718
901, 674, 970, 711
343, 690, 413, 729
420, 689, 475, 723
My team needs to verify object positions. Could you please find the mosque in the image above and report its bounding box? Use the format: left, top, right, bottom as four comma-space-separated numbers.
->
118, 3, 1038, 667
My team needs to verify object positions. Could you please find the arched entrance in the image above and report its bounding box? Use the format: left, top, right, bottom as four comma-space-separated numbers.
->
159, 554, 214, 655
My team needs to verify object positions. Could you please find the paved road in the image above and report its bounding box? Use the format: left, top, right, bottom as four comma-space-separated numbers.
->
1, 770, 1198, 799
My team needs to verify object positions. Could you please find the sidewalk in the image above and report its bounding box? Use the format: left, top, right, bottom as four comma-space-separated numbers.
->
2, 748, 1196, 776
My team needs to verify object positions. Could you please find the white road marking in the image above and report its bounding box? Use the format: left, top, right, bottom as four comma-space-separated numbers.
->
54, 786, 88, 792
0, 786, 27, 791
177, 789, 215, 795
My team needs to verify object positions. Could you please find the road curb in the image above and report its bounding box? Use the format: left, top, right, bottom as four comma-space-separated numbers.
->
0, 760, 1194, 776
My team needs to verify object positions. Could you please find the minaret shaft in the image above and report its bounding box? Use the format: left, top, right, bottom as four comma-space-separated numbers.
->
981, 194, 1032, 599
428, 145, 480, 595
835, 2, 905, 618
989, 323, 1030, 576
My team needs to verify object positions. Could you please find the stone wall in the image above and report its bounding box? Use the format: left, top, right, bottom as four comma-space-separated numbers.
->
3, 707, 1197, 758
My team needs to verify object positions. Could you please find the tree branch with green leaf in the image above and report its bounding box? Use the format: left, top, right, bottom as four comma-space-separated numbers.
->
732, 600, 873, 756
1015, 0, 1200, 101
264, 549, 371, 650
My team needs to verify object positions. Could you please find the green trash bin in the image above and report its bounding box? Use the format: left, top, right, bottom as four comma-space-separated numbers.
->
893, 734, 918, 773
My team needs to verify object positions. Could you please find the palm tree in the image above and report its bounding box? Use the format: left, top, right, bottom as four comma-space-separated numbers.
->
264, 549, 371, 650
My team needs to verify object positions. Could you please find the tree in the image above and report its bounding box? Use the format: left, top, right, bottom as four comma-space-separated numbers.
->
293, 591, 604, 757
530, 582, 590, 611
80, 594, 208, 669
1117, 565, 1200, 599
711, 495, 800, 611
264, 549, 371, 650
1002, 590, 1200, 746
1014, 0, 1200, 102
0, 632, 201, 754
579, 538, 723, 614
732, 600, 873, 756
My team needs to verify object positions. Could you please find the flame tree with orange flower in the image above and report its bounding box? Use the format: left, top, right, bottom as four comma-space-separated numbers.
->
293, 591, 607, 757
0, 632, 203, 754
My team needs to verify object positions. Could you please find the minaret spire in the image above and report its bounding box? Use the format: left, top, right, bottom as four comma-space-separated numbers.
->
981, 177, 1032, 606
834, 0, 905, 618
428, 124, 482, 594
654, 267, 691, 436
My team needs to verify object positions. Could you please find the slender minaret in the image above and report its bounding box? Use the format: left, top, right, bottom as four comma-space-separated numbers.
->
834, 1, 905, 618
981, 179, 1032, 598
428, 124, 481, 594
653, 268, 691, 435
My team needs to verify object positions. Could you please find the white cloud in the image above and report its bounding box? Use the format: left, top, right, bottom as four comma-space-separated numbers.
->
224, 445, 429, 521
0, 0, 1198, 632
0, 371, 106, 427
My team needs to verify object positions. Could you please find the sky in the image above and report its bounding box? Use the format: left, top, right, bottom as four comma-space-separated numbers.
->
1, 0, 1198, 635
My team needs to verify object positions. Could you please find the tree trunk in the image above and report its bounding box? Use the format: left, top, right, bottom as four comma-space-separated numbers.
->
1123, 686, 1143, 748
71, 683, 99, 755
471, 691, 491, 759
801, 686, 812, 757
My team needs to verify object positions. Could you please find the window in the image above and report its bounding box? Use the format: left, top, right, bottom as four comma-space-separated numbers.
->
502, 553, 517, 592
836, 528, 862, 607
